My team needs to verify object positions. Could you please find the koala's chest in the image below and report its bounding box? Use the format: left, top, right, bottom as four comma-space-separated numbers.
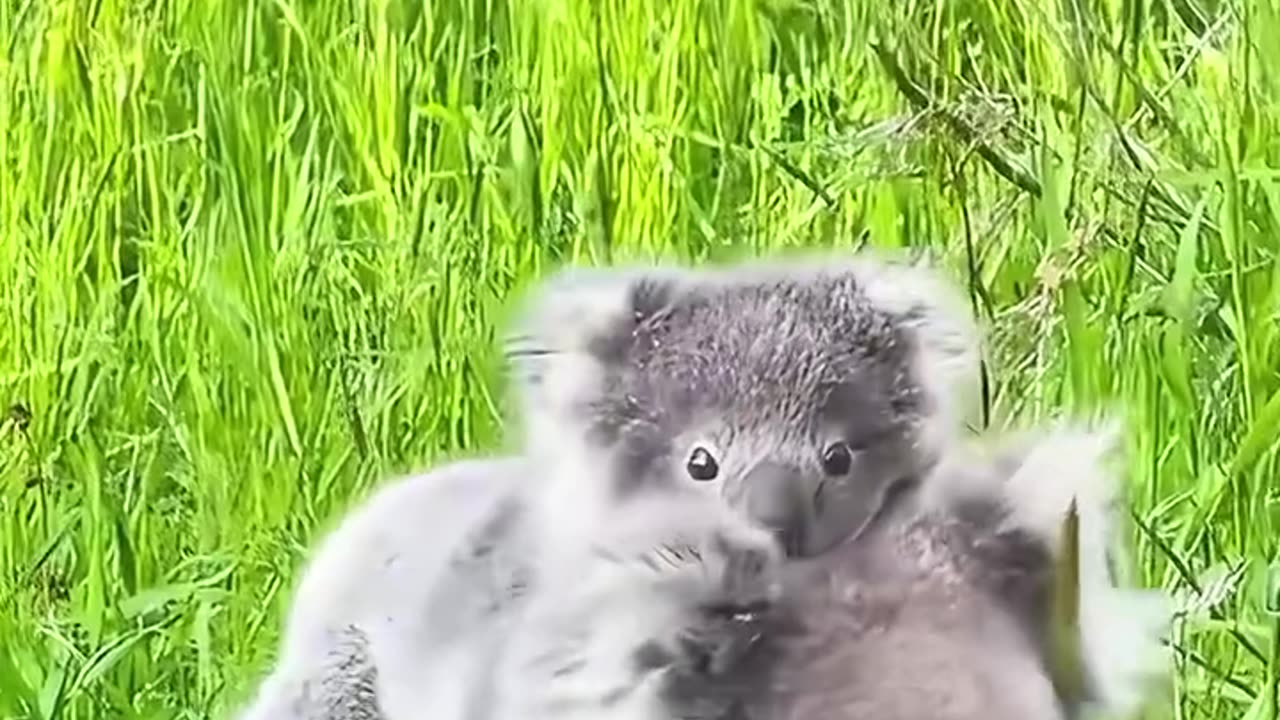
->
759, 589, 1061, 720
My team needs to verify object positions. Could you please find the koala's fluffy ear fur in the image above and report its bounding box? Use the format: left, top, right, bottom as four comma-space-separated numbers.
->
840, 250, 985, 433
501, 262, 689, 445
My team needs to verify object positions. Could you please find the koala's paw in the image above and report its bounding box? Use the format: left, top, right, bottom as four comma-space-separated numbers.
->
606, 491, 783, 614
631, 539, 778, 680
700, 523, 783, 616
672, 525, 780, 677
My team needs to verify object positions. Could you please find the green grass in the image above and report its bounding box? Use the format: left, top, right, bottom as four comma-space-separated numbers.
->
2, 0, 1279, 717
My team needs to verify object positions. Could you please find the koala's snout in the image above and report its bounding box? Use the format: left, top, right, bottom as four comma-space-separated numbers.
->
741, 461, 813, 557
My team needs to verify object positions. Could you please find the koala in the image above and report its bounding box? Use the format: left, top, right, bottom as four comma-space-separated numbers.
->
655, 421, 1171, 720
233, 250, 983, 719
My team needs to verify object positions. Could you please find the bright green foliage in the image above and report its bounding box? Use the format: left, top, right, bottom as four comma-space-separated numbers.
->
3, 0, 1280, 717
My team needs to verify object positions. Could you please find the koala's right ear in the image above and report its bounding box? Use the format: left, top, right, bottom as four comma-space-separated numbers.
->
502, 263, 689, 432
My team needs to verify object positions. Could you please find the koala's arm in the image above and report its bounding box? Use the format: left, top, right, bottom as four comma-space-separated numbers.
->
929, 421, 1171, 718
235, 456, 533, 720
488, 490, 782, 720
997, 424, 1170, 718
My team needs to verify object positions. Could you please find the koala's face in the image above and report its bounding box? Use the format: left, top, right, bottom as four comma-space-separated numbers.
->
506, 252, 980, 558
594, 278, 938, 557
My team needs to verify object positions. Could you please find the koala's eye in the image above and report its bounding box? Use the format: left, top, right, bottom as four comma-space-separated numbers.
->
686, 446, 720, 482
821, 442, 853, 476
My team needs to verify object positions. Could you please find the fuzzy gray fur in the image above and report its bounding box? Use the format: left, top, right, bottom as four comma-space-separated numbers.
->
233, 250, 983, 720
235, 456, 534, 720
238, 625, 381, 720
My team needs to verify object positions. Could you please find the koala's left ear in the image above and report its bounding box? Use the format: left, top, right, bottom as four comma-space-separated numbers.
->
842, 250, 984, 431
501, 262, 689, 431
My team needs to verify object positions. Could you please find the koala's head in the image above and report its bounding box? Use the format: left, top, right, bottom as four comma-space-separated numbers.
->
503, 250, 982, 557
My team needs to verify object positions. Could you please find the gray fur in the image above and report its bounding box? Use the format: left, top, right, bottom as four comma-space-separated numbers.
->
234, 457, 534, 720
233, 251, 983, 720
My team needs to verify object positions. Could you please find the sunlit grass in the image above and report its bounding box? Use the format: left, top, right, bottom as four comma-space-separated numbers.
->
2, 0, 1279, 717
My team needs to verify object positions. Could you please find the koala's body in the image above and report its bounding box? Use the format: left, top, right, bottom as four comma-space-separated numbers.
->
654, 423, 1171, 720
237, 456, 535, 720
234, 251, 983, 719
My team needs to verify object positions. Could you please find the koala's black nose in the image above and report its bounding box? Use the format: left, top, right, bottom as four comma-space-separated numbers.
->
741, 461, 812, 557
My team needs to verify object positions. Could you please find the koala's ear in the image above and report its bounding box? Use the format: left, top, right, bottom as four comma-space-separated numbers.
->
843, 250, 984, 431
502, 263, 688, 428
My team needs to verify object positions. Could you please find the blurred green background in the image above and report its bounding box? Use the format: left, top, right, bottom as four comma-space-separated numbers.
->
3, 0, 1280, 717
